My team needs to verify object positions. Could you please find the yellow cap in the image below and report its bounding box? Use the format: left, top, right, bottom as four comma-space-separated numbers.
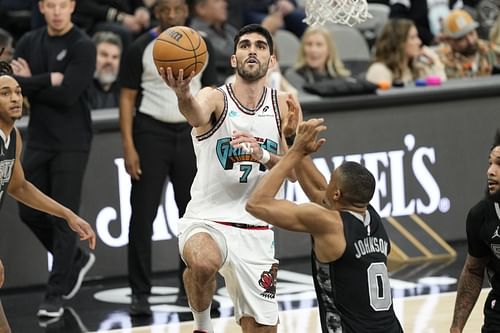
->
443, 10, 479, 39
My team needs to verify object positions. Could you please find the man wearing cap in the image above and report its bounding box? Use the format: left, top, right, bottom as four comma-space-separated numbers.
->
437, 9, 498, 79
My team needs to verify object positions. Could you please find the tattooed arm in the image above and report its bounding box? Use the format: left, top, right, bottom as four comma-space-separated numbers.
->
450, 255, 489, 333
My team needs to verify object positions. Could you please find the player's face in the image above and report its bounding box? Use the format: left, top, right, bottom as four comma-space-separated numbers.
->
233, 33, 273, 82
0, 75, 23, 126
487, 146, 500, 197
156, 0, 189, 30
39, 0, 75, 36
405, 26, 421, 59
95, 42, 121, 85
302, 32, 329, 71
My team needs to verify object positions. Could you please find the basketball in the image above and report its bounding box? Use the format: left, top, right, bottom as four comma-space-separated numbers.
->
153, 26, 208, 79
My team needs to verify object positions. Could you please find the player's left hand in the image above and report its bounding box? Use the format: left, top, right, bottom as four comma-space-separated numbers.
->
230, 130, 266, 161
67, 215, 96, 250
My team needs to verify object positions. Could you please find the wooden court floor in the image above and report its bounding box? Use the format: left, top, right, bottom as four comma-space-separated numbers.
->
94, 288, 490, 333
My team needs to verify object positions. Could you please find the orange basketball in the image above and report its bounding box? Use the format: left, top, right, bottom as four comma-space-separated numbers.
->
153, 26, 208, 79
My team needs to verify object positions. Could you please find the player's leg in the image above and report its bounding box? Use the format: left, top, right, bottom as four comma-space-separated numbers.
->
0, 260, 10, 333
220, 228, 279, 333
18, 148, 54, 251
240, 317, 277, 333
182, 232, 222, 309
128, 117, 172, 315
40, 151, 90, 317
179, 223, 227, 333
0, 301, 10, 333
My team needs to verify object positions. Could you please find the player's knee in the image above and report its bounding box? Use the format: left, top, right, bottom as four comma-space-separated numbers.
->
189, 260, 219, 283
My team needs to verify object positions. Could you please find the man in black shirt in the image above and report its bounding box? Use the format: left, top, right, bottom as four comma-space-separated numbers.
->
0, 61, 95, 333
11, 0, 96, 318
246, 117, 403, 333
451, 130, 500, 333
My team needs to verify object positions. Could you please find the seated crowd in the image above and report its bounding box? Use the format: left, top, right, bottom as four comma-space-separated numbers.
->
1, 1, 500, 104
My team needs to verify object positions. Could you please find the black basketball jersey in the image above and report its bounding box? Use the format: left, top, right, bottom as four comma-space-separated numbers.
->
466, 198, 500, 291
0, 129, 16, 209
312, 205, 403, 333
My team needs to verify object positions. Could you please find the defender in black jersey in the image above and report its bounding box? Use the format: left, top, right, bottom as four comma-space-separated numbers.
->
451, 130, 500, 333
247, 118, 403, 333
0, 62, 95, 330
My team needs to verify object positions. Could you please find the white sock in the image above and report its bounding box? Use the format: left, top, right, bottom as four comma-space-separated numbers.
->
191, 304, 213, 333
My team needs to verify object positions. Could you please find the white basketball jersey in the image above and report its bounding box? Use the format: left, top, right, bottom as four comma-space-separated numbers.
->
184, 84, 283, 226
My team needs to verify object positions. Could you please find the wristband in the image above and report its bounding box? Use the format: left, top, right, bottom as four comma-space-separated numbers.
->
258, 149, 271, 164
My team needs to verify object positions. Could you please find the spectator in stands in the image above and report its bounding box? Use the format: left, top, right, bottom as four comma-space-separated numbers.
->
365, 18, 446, 87
437, 9, 498, 78
72, 0, 151, 51
284, 26, 351, 93
89, 31, 122, 110
0, 29, 13, 63
243, 0, 307, 38
189, 0, 238, 84
489, 14, 500, 60
389, 0, 464, 45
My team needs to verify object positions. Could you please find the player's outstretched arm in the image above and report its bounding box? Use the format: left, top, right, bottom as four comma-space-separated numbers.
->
450, 254, 488, 333
159, 67, 218, 130
6, 129, 96, 250
247, 118, 328, 233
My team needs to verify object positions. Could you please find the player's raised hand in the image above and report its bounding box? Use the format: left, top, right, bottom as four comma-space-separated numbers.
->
66, 215, 96, 250
292, 118, 327, 155
159, 67, 195, 97
283, 94, 300, 138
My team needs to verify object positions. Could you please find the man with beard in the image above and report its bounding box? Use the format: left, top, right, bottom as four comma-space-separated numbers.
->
160, 24, 299, 333
119, 0, 217, 316
0, 61, 95, 332
450, 130, 500, 333
89, 31, 122, 110
437, 9, 498, 78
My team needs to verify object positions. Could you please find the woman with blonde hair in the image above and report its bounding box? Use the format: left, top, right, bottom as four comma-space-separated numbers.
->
285, 26, 351, 91
366, 18, 446, 87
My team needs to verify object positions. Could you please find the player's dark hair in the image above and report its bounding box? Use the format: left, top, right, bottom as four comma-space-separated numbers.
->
491, 129, 500, 151
337, 161, 375, 206
234, 24, 274, 55
0, 61, 13, 76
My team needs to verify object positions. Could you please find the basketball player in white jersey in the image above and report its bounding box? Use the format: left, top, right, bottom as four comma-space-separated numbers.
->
161, 24, 299, 333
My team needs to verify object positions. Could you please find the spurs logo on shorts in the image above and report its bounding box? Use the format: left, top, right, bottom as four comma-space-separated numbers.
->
259, 263, 278, 299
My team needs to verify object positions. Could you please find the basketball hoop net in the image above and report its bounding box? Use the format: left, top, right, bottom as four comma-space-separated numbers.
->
303, 0, 372, 27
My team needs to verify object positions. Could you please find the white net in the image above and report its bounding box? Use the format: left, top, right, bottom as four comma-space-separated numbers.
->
303, 0, 372, 27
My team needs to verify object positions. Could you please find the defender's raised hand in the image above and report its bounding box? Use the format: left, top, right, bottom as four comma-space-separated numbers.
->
291, 118, 327, 155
